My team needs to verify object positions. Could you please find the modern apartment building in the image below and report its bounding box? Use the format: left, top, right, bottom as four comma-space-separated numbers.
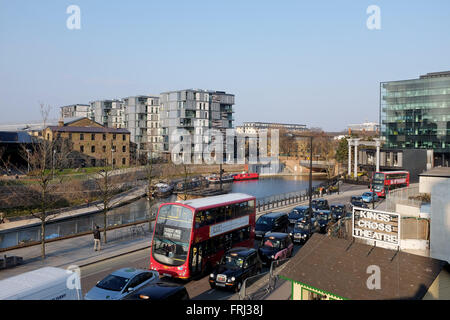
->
146, 97, 162, 158
89, 99, 123, 127
381, 71, 450, 166
60, 104, 90, 119
62, 97, 161, 160
159, 89, 235, 161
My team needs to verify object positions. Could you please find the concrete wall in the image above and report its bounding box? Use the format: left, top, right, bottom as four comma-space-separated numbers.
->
430, 179, 450, 264
419, 176, 449, 194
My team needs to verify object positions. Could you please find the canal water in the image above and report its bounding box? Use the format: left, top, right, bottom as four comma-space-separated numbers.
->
0, 176, 324, 249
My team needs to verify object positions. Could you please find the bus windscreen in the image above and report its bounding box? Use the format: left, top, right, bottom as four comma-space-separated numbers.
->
152, 204, 193, 267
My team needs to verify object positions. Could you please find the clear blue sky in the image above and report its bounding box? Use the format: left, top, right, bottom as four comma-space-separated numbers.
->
1, 0, 449, 131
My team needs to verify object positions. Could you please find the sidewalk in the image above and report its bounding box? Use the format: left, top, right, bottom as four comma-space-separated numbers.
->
0, 185, 147, 232
265, 183, 369, 215
0, 222, 152, 280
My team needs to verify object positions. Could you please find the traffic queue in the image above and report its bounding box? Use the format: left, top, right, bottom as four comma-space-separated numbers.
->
33, 191, 374, 301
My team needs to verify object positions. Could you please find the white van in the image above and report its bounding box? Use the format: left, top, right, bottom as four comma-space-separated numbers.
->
0, 266, 82, 300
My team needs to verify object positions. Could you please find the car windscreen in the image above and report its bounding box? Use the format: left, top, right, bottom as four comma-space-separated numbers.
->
331, 206, 343, 213
262, 237, 281, 249
221, 254, 244, 269
317, 214, 329, 221
96, 275, 129, 292
256, 216, 274, 226
289, 209, 305, 218
294, 222, 308, 231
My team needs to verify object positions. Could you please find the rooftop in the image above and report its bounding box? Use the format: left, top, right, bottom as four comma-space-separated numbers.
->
419, 167, 450, 178
280, 233, 447, 300
180, 193, 254, 209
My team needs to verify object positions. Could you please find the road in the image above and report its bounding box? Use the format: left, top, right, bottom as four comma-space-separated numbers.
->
80, 183, 372, 300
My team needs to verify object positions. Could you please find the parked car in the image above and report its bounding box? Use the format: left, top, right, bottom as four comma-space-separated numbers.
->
255, 212, 289, 239
361, 191, 379, 203
351, 201, 369, 209
316, 210, 332, 233
350, 196, 368, 209
290, 218, 320, 244
209, 247, 262, 292
84, 268, 159, 300
350, 196, 363, 204
330, 204, 346, 221
288, 206, 312, 224
311, 198, 330, 212
258, 232, 293, 266
122, 281, 189, 300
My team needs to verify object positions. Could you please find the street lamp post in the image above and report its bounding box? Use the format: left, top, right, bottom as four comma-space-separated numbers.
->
111, 148, 115, 170
26, 149, 31, 174
52, 149, 56, 180
308, 136, 313, 236
298, 135, 314, 236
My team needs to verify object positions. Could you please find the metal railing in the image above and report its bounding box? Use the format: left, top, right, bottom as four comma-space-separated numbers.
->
239, 258, 291, 300
385, 185, 422, 212
255, 176, 341, 213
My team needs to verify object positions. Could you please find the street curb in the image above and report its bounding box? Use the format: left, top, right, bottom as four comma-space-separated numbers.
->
75, 244, 151, 269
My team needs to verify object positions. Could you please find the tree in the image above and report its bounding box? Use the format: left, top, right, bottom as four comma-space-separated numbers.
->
144, 148, 162, 231
335, 137, 348, 164
19, 104, 70, 259
279, 130, 298, 157
91, 163, 131, 244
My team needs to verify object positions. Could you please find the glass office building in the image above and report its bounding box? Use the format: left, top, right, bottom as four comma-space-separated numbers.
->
381, 71, 450, 166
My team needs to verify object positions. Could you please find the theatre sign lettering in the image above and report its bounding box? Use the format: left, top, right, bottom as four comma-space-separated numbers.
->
352, 207, 400, 246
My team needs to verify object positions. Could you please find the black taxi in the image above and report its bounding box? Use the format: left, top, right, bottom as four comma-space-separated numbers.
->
257, 232, 293, 266
209, 247, 262, 292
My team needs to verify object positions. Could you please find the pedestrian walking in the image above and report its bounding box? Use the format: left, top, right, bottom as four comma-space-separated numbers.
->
93, 225, 101, 251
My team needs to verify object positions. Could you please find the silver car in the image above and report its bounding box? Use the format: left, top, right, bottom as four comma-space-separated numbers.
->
84, 268, 159, 300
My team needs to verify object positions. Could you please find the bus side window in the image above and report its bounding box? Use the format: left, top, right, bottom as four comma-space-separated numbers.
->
205, 210, 214, 225
248, 200, 255, 214
232, 203, 239, 218
239, 203, 245, 217
226, 205, 232, 220
216, 207, 225, 223
195, 211, 204, 228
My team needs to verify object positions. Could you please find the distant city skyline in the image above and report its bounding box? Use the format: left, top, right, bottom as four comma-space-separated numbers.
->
1, 0, 450, 131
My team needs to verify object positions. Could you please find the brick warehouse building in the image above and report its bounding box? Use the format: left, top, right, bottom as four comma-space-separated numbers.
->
42, 117, 130, 167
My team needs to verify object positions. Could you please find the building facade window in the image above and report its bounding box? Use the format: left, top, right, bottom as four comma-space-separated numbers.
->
103, 134, 106, 141
122, 158, 126, 165
91, 146, 95, 153
103, 146, 106, 153
122, 146, 126, 152
91, 133, 95, 141
80, 145, 84, 152
80, 133, 84, 141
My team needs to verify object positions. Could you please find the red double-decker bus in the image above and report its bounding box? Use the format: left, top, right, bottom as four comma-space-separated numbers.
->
149, 193, 256, 280
371, 171, 410, 197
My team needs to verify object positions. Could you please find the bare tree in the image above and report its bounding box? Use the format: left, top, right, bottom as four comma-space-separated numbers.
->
18, 104, 70, 259
144, 147, 161, 231
91, 162, 129, 244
